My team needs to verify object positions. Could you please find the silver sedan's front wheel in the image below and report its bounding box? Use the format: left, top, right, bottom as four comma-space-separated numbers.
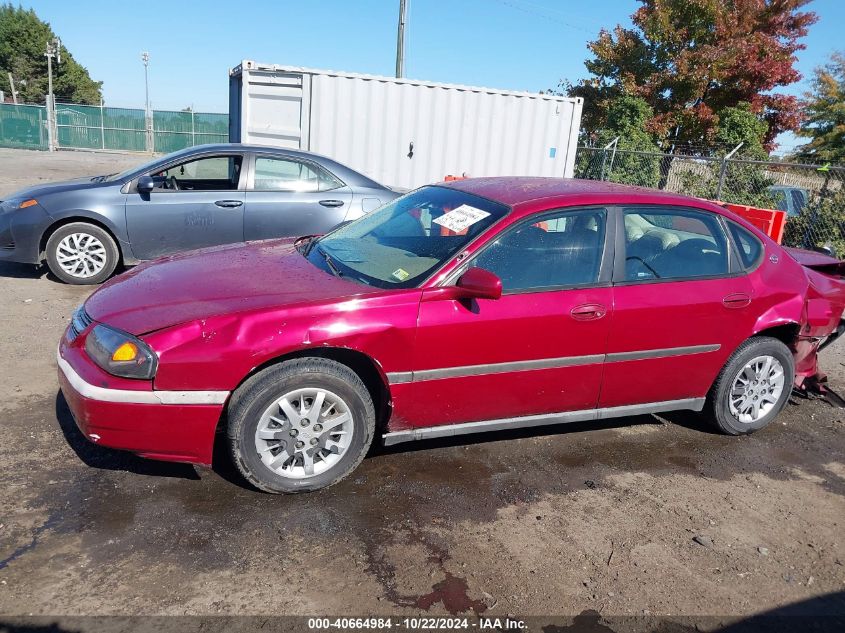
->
228, 358, 375, 494
45, 222, 119, 285
56, 233, 108, 279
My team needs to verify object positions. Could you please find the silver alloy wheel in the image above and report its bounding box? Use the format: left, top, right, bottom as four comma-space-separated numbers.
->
254, 387, 354, 479
56, 233, 107, 278
728, 355, 785, 424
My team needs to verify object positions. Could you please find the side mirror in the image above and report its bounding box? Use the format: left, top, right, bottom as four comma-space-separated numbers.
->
421, 267, 503, 303
137, 175, 155, 194
456, 267, 503, 300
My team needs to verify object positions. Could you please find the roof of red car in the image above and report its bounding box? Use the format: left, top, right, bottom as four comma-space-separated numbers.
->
441, 177, 704, 207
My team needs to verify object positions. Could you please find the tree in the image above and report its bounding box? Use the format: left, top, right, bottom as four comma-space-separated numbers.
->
676, 102, 776, 206
0, 4, 101, 105
714, 103, 769, 159
795, 51, 845, 166
565, 0, 816, 149
712, 103, 775, 205
595, 95, 662, 187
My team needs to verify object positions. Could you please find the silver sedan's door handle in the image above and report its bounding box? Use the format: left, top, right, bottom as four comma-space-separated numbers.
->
319, 199, 345, 208
215, 200, 243, 208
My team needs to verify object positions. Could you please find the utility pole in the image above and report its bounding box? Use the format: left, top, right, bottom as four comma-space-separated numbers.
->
395, 0, 407, 78
7, 72, 18, 104
45, 37, 61, 151
141, 51, 153, 152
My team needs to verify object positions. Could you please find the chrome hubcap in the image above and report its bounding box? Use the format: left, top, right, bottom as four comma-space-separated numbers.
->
56, 233, 107, 278
254, 388, 354, 479
729, 355, 785, 424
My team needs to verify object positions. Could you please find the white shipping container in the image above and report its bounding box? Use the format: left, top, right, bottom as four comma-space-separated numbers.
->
229, 61, 583, 190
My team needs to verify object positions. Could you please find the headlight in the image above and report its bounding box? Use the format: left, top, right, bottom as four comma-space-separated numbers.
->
85, 324, 158, 380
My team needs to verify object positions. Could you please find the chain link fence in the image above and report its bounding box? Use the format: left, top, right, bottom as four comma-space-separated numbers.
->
574, 146, 845, 255
0, 101, 227, 153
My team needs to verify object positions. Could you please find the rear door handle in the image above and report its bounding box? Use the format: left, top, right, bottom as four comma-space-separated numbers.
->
319, 199, 345, 208
570, 303, 607, 321
214, 200, 243, 208
722, 293, 751, 309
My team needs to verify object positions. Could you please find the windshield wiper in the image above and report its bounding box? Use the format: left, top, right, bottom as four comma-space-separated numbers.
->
302, 235, 318, 256
317, 246, 343, 278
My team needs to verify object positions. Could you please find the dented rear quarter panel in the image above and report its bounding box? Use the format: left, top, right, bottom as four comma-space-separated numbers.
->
745, 242, 845, 385
747, 244, 808, 336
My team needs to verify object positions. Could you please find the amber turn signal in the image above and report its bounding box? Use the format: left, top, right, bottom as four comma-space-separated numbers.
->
111, 342, 139, 362
19, 199, 38, 209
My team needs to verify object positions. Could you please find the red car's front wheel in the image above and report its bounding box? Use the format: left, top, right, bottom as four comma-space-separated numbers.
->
227, 358, 375, 494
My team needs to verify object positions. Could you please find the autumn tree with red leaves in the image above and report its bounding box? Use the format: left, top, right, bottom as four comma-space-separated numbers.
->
566, 0, 817, 151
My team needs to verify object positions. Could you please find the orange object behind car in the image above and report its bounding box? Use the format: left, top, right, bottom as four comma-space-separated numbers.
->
719, 203, 787, 244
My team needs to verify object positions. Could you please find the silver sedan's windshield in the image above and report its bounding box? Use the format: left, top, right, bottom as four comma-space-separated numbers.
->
104, 148, 197, 182
307, 185, 509, 288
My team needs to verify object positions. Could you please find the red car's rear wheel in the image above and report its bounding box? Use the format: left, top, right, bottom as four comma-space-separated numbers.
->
705, 336, 794, 435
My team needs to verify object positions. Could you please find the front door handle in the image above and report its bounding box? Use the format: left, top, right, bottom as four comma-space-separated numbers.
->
319, 199, 345, 208
722, 293, 751, 309
570, 303, 607, 321
215, 200, 243, 208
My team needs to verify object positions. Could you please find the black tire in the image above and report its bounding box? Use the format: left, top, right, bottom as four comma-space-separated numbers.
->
704, 336, 795, 435
227, 358, 375, 494
45, 222, 120, 285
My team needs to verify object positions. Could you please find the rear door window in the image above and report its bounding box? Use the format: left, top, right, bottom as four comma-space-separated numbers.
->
252, 156, 342, 192
623, 208, 729, 281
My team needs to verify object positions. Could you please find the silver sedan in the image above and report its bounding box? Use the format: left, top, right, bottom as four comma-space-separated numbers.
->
0, 143, 400, 284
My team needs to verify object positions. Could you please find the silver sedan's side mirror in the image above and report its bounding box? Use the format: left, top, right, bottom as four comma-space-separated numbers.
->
137, 175, 155, 194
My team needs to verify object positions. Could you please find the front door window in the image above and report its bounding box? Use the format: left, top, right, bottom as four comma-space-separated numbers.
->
151, 155, 242, 191
473, 209, 606, 292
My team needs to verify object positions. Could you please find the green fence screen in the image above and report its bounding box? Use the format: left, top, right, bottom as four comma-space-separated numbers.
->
0, 102, 227, 153
0, 104, 47, 150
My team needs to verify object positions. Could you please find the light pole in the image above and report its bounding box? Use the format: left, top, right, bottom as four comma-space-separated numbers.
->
141, 51, 153, 152
45, 37, 61, 151
395, 0, 407, 78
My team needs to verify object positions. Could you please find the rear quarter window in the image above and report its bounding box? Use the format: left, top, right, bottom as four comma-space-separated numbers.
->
728, 221, 764, 270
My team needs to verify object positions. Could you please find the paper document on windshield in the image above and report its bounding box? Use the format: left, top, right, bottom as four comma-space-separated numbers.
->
433, 205, 490, 233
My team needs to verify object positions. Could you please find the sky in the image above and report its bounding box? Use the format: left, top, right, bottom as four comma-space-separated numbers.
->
18, 0, 845, 153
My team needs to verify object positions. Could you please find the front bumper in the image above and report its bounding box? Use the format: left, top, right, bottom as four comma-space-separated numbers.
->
0, 204, 51, 264
57, 337, 229, 466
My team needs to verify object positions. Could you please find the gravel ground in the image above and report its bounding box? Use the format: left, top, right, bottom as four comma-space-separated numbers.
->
0, 149, 844, 630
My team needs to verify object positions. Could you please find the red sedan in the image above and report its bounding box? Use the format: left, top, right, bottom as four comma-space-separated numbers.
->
58, 178, 845, 493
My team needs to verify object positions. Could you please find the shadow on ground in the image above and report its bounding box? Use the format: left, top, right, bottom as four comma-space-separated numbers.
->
54, 392, 199, 480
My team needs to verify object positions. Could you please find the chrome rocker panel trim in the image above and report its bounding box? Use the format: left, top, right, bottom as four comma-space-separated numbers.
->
382, 397, 706, 446
57, 352, 229, 405
386, 344, 720, 385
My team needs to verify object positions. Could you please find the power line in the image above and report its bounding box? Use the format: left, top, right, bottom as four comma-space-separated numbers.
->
494, 0, 598, 34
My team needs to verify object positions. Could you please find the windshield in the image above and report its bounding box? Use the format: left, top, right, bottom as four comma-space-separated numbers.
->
306, 185, 509, 289
103, 147, 199, 182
